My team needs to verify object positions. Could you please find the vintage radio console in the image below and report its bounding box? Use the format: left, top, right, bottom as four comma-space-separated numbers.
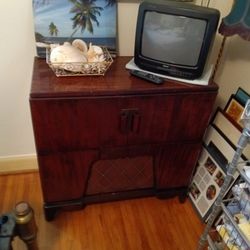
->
30, 57, 218, 220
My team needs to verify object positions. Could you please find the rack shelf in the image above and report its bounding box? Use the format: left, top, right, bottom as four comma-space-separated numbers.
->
217, 200, 250, 249
237, 165, 250, 185
203, 166, 250, 249
207, 234, 222, 250
198, 123, 250, 249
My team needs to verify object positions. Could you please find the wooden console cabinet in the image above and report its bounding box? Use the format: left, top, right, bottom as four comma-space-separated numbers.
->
30, 57, 218, 221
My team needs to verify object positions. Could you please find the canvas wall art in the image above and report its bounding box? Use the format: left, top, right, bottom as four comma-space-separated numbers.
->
32, 0, 117, 57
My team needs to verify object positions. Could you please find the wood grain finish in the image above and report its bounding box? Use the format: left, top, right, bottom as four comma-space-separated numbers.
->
156, 143, 201, 189
0, 173, 205, 250
30, 94, 215, 152
30, 57, 217, 98
38, 150, 98, 202
30, 56, 218, 220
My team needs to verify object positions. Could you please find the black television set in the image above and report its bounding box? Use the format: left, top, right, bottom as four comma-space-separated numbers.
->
134, 1, 220, 80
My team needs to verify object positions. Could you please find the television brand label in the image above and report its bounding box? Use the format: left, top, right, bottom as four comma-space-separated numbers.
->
162, 65, 170, 69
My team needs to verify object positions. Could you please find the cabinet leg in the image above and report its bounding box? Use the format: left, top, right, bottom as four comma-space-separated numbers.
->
178, 191, 187, 203
43, 200, 86, 221
44, 206, 59, 221
156, 187, 188, 203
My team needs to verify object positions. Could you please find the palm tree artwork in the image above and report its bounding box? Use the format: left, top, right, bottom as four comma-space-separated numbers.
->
33, 0, 116, 8
69, 0, 103, 37
32, 0, 117, 57
105, 0, 116, 7
33, 0, 52, 9
49, 22, 59, 36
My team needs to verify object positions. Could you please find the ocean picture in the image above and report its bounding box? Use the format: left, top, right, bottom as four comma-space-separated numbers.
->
32, 0, 117, 57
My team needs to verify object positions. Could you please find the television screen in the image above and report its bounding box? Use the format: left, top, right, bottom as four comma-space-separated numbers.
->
141, 11, 207, 67
134, 1, 220, 80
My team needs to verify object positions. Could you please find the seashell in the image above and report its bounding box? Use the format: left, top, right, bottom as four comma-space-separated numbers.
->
50, 43, 87, 72
72, 39, 88, 54
91, 45, 103, 56
87, 43, 104, 62
50, 43, 60, 50
88, 55, 100, 63
63, 42, 71, 46
88, 54, 106, 63
87, 43, 95, 59
88, 43, 103, 55
98, 54, 105, 62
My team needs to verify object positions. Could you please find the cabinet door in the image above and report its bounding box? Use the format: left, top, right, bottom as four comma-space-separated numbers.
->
38, 150, 98, 203
155, 143, 201, 189
126, 92, 216, 145
30, 97, 129, 153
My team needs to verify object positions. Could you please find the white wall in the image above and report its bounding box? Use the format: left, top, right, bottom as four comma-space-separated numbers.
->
215, 36, 250, 107
0, 1, 140, 158
208, 0, 250, 109
0, 1, 36, 157
1, 0, 250, 159
118, 1, 139, 56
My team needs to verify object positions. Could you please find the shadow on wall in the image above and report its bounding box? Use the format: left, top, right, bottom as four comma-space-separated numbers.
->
213, 36, 250, 109
226, 36, 250, 62
214, 35, 250, 81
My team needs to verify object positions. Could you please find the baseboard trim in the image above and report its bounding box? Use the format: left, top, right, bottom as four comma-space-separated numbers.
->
0, 155, 38, 175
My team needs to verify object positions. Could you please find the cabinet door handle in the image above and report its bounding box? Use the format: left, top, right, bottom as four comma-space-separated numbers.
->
120, 109, 141, 134
120, 110, 130, 134
132, 111, 141, 133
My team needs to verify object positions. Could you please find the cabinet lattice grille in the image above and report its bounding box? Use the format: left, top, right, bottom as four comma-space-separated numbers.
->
86, 156, 154, 195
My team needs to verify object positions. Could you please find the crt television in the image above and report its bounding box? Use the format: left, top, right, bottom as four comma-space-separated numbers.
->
134, 1, 220, 80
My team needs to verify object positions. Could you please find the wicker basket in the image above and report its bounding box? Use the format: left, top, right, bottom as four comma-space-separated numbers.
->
46, 46, 113, 77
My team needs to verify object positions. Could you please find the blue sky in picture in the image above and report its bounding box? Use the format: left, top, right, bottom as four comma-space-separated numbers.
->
33, 0, 116, 38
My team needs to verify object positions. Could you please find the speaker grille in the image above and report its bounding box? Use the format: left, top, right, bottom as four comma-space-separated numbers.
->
86, 156, 154, 195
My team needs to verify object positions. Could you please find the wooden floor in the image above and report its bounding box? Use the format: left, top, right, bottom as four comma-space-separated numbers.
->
0, 172, 204, 250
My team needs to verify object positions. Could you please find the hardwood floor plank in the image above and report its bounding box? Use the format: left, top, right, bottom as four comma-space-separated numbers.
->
0, 173, 204, 250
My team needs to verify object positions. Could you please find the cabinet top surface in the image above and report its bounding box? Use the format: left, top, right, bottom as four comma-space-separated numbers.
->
30, 56, 218, 98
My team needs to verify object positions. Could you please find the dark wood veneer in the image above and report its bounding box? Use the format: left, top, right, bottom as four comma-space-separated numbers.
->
30, 56, 218, 220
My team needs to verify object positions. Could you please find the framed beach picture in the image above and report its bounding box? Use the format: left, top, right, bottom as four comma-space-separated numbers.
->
32, 0, 117, 57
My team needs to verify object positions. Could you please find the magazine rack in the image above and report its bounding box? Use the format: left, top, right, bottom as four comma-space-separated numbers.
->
198, 100, 250, 249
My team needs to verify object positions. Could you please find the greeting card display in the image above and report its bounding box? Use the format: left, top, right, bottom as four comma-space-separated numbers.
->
189, 126, 241, 220
189, 148, 225, 219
